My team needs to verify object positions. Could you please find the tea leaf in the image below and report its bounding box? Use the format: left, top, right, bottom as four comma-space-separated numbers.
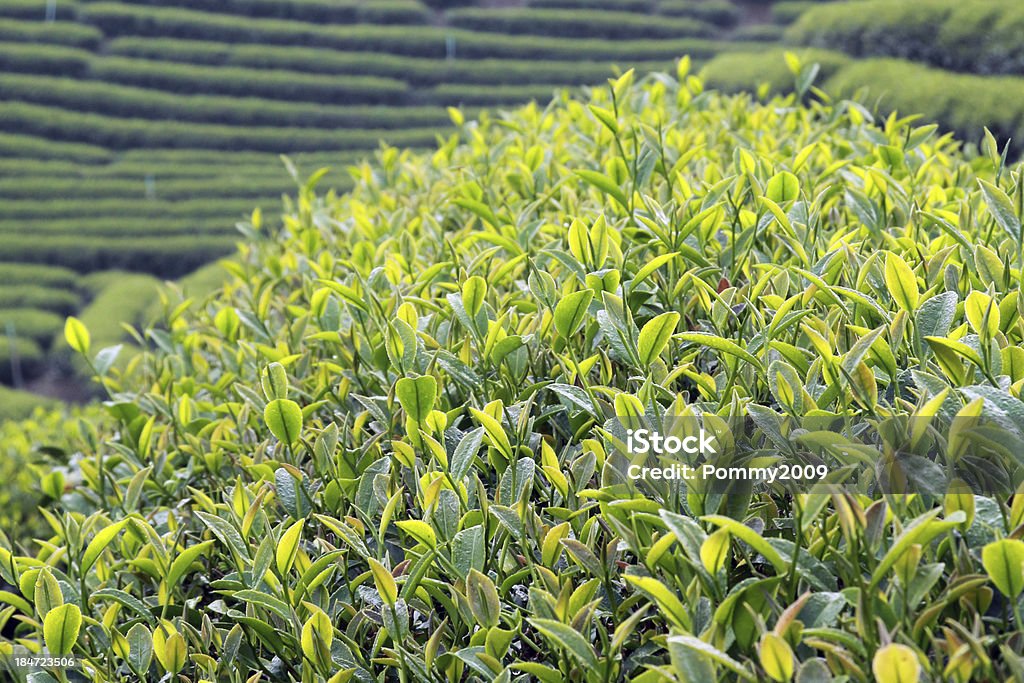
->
264, 398, 303, 445
638, 311, 680, 367
63, 316, 90, 355
553, 289, 593, 339
396, 375, 437, 424
43, 603, 82, 656
871, 643, 921, 683
982, 538, 1024, 598
884, 252, 919, 312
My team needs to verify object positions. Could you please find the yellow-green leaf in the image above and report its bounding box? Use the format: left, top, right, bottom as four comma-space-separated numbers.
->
871, 643, 921, 683
884, 252, 919, 312
264, 398, 303, 445
638, 312, 680, 367
368, 557, 398, 607
766, 171, 799, 203
276, 519, 304, 576
43, 603, 82, 656
759, 632, 794, 682
64, 316, 90, 355
395, 375, 437, 424
982, 538, 1024, 598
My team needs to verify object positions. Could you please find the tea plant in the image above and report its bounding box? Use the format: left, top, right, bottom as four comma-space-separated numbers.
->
4, 60, 1024, 682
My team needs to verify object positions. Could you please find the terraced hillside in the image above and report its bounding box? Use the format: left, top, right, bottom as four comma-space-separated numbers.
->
2, 0, 805, 412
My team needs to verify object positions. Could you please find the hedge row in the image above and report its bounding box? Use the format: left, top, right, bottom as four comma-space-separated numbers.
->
0, 0, 78, 21
824, 58, 1024, 147
81, 3, 722, 60
0, 339, 45, 386
1, 196, 263, 219
0, 285, 81, 315
0, 158, 295, 180
528, 0, 650, 10
0, 233, 238, 277
116, 147, 369, 167
0, 102, 443, 152
107, 0, 430, 24
105, 38, 687, 86
0, 387, 54, 419
0, 217, 235, 237
0, 174, 297, 200
90, 56, 409, 105
700, 47, 850, 94
771, 1, 816, 25
787, 0, 1024, 76
446, 7, 711, 39
0, 308, 63, 347
420, 83, 566, 106
0, 74, 451, 130
0, 132, 110, 163
0, 42, 92, 77
0, 262, 78, 288
655, 0, 738, 26
0, 18, 101, 48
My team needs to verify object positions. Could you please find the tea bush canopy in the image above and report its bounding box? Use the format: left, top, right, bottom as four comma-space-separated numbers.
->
4, 62, 1024, 681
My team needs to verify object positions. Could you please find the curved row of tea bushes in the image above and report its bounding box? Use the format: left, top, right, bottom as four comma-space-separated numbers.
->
0, 286, 82, 316
0, 175, 293, 200
0, 102, 443, 152
0, 0, 79, 20
0, 18, 102, 47
824, 58, 1024, 146
0, 309, 64, 347
108, 0, 431, 24
0, 132, 111, 163
0, 233, 236, 276
1, 196, 266, 220
446, 7, 711, 38
788, 0, 1024, 76
0, 42, 92, 76
90, 57, 409, 104
104, 37, 691, 86
0, 74, 452, 130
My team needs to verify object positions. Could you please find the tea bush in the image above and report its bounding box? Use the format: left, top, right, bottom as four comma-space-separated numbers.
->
0, 42, 92, 77
4, 63, 1024, 682
787, 0, 1024, 75
445, 8, 708, 39
0, 19, 102, 48
0, 132, 111, 163
114, 0, 430, 25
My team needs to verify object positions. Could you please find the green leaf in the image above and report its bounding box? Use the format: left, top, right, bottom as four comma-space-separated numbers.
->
368, 557, 398, 607
553, 289, 594, 339
869, 509, 964, 590
965, 291, 999, 338
462, 276, 487, 317
871, 643, 921, 683
34, 567, 63, 617
261, 362, 289, 400
43, 603, 82, 656
978, 178, 1021, 242
275, 519, 304, 576
666, 634, 756, 681
528, 618, 599, 670
396, 520, 437, 549
395, 375, 437, 424
166, 540, 215, 590
450, 426, 485, 482
624, 575, 691, 630
638, 311, 680, 367
127, 623, 153, 675
675, 332, 764, 372
81, 519, 128, 575
700, 515, 787, 574
884, 252, 919, 312
64, 316, 90, 355
467, 569, 501, 628
574, 169, 629, 210
766, 171, 799, 203
263, 398, 303, 445
982, 538, 1024, 598
759, 632, 795, 683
